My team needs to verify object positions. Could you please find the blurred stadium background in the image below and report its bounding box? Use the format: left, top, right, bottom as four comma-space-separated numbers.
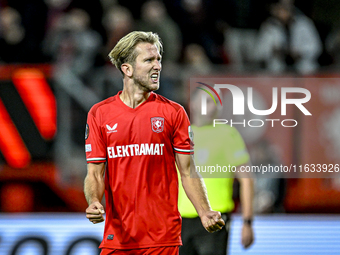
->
0, 0, 340, 254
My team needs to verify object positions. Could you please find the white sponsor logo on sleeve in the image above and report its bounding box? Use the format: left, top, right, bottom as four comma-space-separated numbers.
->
85, 144, 92, 152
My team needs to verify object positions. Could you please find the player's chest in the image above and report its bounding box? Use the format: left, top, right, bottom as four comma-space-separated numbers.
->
101, 111, 173, 145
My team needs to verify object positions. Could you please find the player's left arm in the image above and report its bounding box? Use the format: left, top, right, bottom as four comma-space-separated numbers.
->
176, 153, 225, 233
236, 163, 254, 248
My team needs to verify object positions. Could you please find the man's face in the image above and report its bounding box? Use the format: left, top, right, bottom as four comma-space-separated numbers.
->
131, 42, 162, 92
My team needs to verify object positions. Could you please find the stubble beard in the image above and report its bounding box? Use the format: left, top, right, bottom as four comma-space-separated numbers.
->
133, 75, 159, 92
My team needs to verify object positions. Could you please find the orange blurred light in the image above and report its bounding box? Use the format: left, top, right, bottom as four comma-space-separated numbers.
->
0, 99, 31, 168
12, 68, 57, 140
0, 183, 34, 212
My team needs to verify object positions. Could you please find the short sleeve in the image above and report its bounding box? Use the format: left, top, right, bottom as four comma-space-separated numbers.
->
85, 110, 107, 163
172, 106, 194, 155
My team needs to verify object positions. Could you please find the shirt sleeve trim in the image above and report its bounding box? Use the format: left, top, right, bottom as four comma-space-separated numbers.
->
87, 157, 106, 162
174, 148, 194, 154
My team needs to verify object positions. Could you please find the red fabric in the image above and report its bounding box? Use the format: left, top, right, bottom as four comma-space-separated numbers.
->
100, 246, 179, 255
85, 92, 192, 249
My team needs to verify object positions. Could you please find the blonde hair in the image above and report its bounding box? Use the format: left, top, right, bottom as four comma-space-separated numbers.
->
108, 31, 163, 74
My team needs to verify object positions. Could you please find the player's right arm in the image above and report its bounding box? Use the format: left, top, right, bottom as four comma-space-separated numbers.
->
84, 162, 105, 224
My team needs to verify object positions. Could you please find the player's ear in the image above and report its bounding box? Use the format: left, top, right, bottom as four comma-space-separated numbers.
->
121, 63, 133, 77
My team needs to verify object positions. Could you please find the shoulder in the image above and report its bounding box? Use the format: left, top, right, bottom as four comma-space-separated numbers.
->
260, 17, 280, 29
293, 12, 315, 27
88, 96, 117, 117
152, 93, 186, 113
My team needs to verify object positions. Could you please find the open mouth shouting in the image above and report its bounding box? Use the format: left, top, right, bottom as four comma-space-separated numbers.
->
151, 73, 159, 83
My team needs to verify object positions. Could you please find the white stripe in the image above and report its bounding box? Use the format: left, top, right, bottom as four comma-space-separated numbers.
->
87, 157, 106, 161
174, 147, 193, 153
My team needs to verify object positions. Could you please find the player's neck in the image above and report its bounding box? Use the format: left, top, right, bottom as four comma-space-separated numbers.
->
120, 86, 151, 109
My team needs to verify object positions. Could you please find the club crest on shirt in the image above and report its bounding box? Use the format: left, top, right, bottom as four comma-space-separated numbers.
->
151, 117, 164, 133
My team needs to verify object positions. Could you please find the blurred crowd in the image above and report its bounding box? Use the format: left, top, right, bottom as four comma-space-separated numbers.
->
1, 0, 340, 214
1, 0, 340, 110
1, 0, 340, 73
